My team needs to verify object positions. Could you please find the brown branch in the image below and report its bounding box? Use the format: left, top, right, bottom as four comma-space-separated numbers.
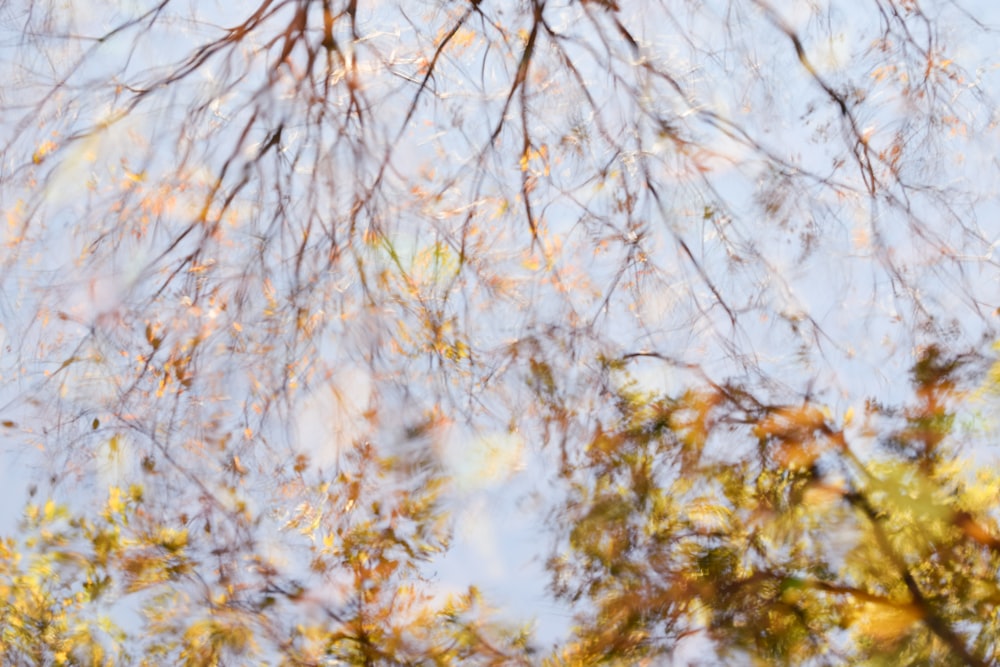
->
845, 490, 987, 667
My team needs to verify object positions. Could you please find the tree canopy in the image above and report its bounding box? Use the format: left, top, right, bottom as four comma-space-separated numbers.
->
2, 0, 1000, 664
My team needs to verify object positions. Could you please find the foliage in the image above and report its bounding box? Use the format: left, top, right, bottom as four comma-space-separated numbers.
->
549, 347, 1000, 665
0, 0, 999, 664
0, 444, 532, 665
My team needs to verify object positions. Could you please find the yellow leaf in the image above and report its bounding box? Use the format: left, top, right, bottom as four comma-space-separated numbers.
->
851, 601, 922, 644
107, 486, 124, 515
32, 140, 58, 164
157, 527, 189, 552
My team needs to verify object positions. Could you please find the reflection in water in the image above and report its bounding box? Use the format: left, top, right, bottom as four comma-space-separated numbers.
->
1, 0, 999, 664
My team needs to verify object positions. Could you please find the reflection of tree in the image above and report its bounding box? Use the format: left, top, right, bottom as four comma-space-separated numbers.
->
0, 441, 532, 665
550, 347, 1000, 665
0, 0, 999, 663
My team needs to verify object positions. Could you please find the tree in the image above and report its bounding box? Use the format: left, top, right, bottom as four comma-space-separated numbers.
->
548, 346, 1000, 665
1, 0, 999, 664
